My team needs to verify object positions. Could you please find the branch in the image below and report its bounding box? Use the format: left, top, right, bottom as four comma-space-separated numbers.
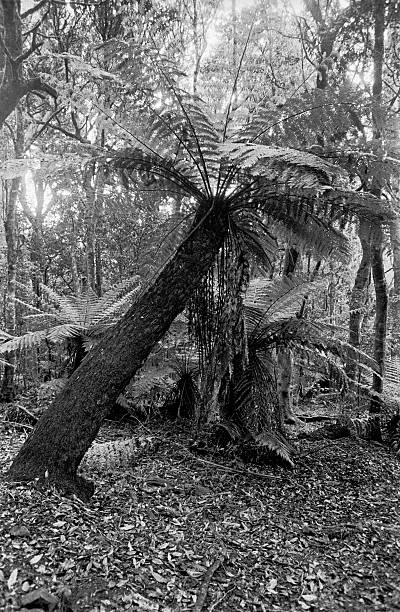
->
37, 120, 91, 143
16, 40, 44, 64
29, 107, 64, 144
23, 8, 51, 38
21, 0, 49, 19
25, 77, 57, 99
194, 556, 225, 612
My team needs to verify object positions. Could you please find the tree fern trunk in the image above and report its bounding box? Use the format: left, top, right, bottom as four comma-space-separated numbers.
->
389, 216, 400, 353
199, 247, 249, 427
6, 198, 229, 499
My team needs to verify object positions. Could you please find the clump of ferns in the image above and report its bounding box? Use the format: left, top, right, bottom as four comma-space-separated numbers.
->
161, 358, 201, 421
250, 316, 379, 402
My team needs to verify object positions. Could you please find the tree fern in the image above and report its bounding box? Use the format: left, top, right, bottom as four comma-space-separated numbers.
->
0, 277, 141, 359
103, 74, 392, 460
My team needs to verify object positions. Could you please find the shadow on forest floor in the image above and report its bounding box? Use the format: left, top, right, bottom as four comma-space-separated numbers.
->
1, 412, 400, 611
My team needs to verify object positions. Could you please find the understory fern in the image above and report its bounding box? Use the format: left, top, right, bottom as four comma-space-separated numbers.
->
0, 277, 141, 355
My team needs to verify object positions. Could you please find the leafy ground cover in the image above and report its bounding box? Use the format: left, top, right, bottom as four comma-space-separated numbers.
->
1, 414, 400, 612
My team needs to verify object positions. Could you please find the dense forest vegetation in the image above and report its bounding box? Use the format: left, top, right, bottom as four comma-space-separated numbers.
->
1, 0, 400, 610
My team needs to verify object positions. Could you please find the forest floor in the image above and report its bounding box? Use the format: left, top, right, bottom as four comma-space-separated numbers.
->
1, 411, 400, 612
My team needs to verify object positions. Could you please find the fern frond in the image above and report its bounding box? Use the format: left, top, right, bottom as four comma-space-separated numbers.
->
244, 275, 326, 329
253, 430, 295, 468
23, 313, 60, 324
236, 85, 366, 147
14, 298, 49, 316
229, 186, 352, 260
73, 290, 103, 327
88, 276, 141, 322
39, 285, 81, 324
129, 364, 176, 399
82, 438, 138, 471
0, 330, 48, 353
232, 212, 278, 271
385, 357, 400, 398
248, 314, 379, 396
46, 324, 84, 343
221, 143, 342, 187
110, 148, 205, 200
231, 350, 277, 433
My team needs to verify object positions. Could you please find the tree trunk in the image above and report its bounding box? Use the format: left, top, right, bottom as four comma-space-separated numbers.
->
0, 1, 56, 127
368, 0, 386, 438
30, 177, 46, 299
0, 0, 22, 128
83, 165, 97, 293
69, 216, 80, 295
1, 175, 19, 401
1, 105, 23, 401
347, 219, 372, 377
276, 346, 296, 426
370, 222, 387, 428
276, 247, 301, 424
7, 197, 229, 499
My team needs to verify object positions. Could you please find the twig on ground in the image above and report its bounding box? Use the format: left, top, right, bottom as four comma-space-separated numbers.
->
2, 420, 33, 430
209, 586, 235, 611
194, 555, 224, 612
298, 439, 344, 458
14, 404, 38, 423
190, 454, 281, 479
127, 424, 281, 480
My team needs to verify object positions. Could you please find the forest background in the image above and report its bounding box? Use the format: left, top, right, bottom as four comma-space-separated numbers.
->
2, 1, 400, 611
0, 0, 400, 496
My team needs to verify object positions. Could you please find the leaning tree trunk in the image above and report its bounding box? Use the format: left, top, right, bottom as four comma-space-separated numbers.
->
7, 197, 229, 499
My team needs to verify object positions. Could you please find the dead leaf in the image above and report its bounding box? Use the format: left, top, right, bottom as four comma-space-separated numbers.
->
7, 568, 18, 589
9, 524, 31, 538
131, 592, 160, 611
